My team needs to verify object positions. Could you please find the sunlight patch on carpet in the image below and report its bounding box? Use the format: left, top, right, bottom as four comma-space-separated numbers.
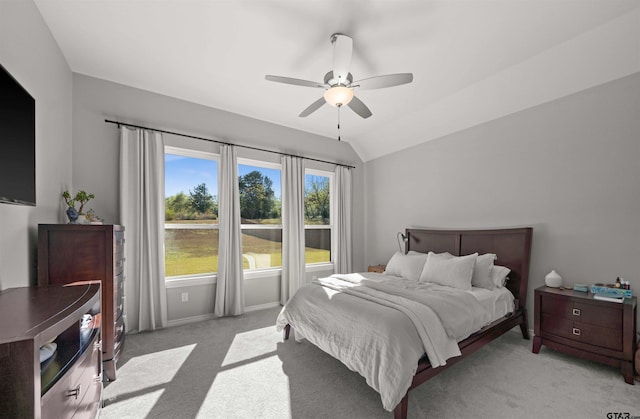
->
197, 356, 291, 418
104, 344, 196, 400
103, 388, 165, 416
221, 325, 281, 367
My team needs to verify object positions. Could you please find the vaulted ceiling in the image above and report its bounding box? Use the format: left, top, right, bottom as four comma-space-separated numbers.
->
34, 0, 640, 161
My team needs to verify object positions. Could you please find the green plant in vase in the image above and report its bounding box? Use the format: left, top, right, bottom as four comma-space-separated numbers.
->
63, 190, 95, 223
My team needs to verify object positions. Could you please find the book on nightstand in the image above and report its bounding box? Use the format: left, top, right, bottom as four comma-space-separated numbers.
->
593, 293, 624, 303
590, 286, 632, 298
573, 284, 589, 292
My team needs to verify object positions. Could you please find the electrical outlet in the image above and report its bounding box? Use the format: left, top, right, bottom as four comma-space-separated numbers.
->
181, 292, 189, 302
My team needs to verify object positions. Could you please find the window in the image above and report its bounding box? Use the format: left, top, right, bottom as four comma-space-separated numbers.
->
164, 149, 332, 277
164, 147, 219, 278
239, 159, 282, 270
305, 170, 333, 265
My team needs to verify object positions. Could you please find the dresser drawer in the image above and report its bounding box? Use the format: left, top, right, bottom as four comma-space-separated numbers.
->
113, 273, 124, 313
115, 295, 125, 320
541, 314, 622, 351
113, 318, 126, 363
41, 366, 77, 419
540, 294, 621, 328
114, 318, 125, 349
114, 256, 125, 276
41, 333, 101, 419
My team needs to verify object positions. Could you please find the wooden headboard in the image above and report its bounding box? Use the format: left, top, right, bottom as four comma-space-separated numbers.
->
405, 227, 533, 309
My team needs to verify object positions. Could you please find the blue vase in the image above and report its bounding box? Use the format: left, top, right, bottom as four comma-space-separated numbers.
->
66, 207, 79, 224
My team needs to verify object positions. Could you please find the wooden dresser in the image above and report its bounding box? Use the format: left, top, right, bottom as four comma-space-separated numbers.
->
38, 224, 126, 381
532, 286, 637, 384
0, 284, 102, 419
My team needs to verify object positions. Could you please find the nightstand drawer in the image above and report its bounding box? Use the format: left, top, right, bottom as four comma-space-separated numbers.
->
540, 294, 621, 328
541, 314, 622, 351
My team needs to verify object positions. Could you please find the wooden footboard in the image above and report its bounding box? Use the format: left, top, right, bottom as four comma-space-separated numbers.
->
393, 307, 530, 419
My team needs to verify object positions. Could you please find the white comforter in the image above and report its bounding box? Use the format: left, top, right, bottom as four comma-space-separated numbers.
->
276, 273, 493, 411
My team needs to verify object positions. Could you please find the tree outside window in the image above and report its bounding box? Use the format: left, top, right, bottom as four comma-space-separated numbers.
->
164, 149, 219, 278
304, 172, 332, 264
238, 162, 282, 270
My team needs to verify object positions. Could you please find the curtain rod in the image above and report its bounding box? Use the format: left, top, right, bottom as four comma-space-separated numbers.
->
104, 119, 356, 169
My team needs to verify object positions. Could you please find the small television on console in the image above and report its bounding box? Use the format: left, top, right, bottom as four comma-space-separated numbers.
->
0, 63, 36, 206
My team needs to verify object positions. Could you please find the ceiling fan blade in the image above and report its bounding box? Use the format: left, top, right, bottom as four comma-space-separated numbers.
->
299, 97, 326, 118
265, 75, 325, 88
331, 33, 353, 85
347, 96, 372, 119
353, 73, 413, 90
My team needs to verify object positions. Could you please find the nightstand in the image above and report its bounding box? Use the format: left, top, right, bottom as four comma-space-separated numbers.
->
532, 286, 637, 384
368, 265, 386, 273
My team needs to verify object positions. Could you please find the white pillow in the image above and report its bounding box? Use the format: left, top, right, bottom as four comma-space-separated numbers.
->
384, 251, 428, 281
471, 253, 497, 290
490, 265, 511, 288
419, 252, 478, 290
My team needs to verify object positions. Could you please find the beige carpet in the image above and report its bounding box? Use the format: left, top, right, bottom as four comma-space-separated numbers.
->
102, 307, 639, 419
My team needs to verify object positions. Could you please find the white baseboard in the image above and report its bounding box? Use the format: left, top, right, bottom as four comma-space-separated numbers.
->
166, 313, 214, 328
244, 301, 281, 312
166, 302, 280, 328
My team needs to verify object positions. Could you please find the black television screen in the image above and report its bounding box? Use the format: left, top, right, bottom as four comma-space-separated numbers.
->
0, 63, 36, 206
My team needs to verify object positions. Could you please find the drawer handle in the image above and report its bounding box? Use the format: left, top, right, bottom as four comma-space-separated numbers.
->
572, 308, 581, 316
67, 385, 81, 399
572, 328, 581, 336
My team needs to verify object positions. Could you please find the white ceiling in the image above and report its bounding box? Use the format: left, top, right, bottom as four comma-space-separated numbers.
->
34, 0, 640, 162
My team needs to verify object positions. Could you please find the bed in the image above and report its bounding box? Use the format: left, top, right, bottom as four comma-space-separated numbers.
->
277, 227, 533, 419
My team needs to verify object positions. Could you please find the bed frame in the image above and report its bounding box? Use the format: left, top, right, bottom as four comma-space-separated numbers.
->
284, 227, 533, 419
393, 227, 533, 418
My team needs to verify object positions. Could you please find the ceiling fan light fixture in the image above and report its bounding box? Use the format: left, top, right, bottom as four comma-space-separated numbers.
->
324, 86, 354, 107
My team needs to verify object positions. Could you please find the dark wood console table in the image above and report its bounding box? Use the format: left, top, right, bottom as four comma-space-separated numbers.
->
0, 283, 102, 418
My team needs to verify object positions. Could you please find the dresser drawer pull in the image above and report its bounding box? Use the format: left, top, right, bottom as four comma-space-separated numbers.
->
572, 328, 581, 336
572, 308, 581, 316
67, 385, 81, 399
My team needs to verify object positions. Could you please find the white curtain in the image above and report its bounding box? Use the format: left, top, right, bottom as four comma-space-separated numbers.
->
119, 127, 167, 332
281, 156, 306, 304
215, 144, 244, 317
334, 165, 353, 274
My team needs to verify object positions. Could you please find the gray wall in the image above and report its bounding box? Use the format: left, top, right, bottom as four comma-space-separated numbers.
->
72, 74, 363, 323
364, 72, 640, 328
0, 0, 73, 290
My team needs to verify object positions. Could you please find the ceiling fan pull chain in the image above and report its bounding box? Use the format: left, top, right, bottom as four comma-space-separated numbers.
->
337, 107, 341, 141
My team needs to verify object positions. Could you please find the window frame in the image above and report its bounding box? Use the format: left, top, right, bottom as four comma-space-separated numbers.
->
304, 168, 334, 267
164, 145, 220, 282
238, 157, 283, 271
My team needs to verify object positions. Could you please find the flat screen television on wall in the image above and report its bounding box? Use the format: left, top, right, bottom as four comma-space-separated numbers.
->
0, 63, 36, 206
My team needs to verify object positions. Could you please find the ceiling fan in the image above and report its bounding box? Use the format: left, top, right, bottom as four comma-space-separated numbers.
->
265, 33, 413, 119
